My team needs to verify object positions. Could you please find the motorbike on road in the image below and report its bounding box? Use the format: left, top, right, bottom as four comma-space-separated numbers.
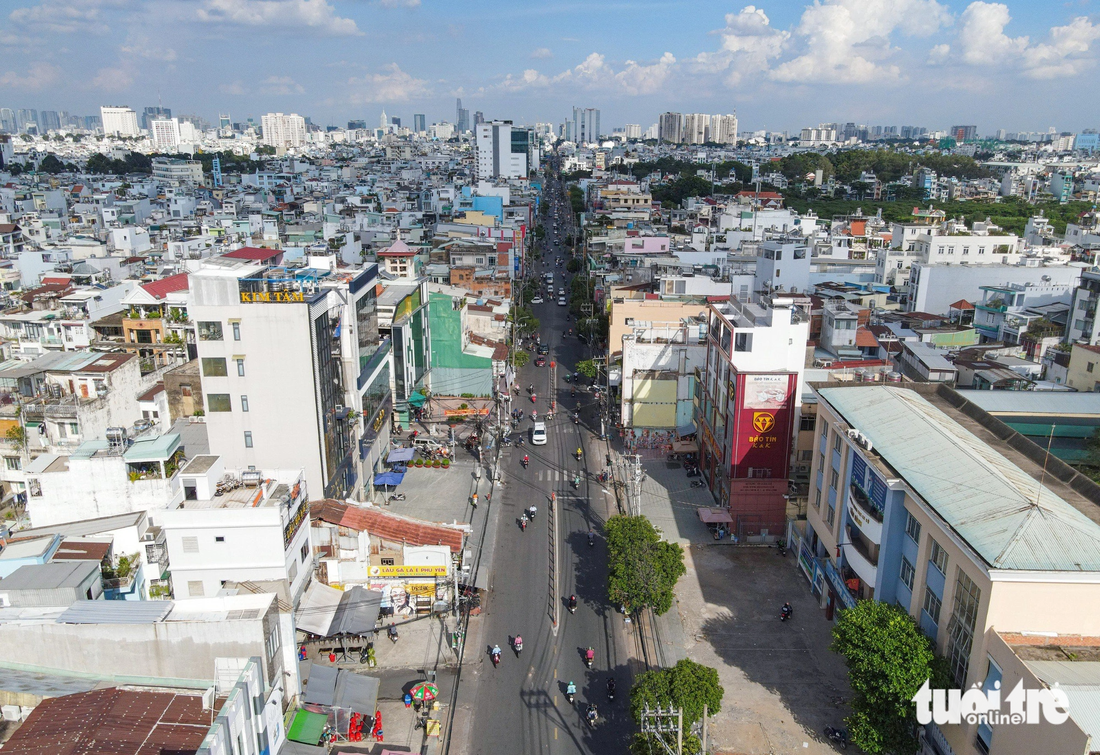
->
490, 646, 501, 667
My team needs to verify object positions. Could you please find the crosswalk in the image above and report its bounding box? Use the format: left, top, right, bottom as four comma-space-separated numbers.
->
535, 470, 563, 482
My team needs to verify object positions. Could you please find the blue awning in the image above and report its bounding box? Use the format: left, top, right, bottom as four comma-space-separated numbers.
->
407, 391, 427, 408
374, 471, 405, 486
386, 447, 415, 463
676, 423, 697, 437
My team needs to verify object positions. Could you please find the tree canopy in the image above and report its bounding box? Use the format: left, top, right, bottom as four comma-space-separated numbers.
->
629, 659, 724, 755
85, 151, 152, 175
831, 600, 950, 755
605, 515, 686, 615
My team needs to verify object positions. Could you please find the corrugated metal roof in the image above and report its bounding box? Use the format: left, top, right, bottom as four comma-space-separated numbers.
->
123, 432, 181, 462
1025, 660, 1100, 745
0, 561, 99, 590
961, 390, 1100, 417
57, 600, 173, 625
819, 385, 1100, 572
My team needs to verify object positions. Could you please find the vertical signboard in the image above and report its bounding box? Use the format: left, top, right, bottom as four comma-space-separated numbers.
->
730, 373, 795, 479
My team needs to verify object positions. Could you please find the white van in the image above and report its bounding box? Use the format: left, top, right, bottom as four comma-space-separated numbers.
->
531, 422, 548, 445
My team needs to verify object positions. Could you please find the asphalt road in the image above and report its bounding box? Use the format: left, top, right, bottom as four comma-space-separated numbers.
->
466, 175, 634, 754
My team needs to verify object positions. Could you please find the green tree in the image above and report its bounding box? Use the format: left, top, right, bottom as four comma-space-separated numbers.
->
576, 359, 599, 379
512, 350, 530, 368
605, 515, 686, 615
831, 600, 950, 755
511, 306, 539, 334
37, 154, 66, 174
5, 425, 26, 452
629, 659, 724, 755
566, 258, 581, 273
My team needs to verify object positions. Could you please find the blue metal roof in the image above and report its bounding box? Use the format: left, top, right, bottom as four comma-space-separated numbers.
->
819, 385, 1100, 572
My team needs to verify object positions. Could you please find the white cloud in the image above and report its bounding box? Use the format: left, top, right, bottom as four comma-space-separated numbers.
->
261, 75, 305, 95
530, 47, 552, 59
956, 2, 1028, 65
1023, 16, 1100, 78
219, 81, 246, 95
91, 65, 133, 91
347, 63, 429, 103
693, 6, 788, 84
927, 43, 951, 64
196, 0, 361, 36
495, 69, 551, 92
551, 51, 677, 95
377, 0, 420, 6
771, 0, 952, 84
7, 0, 120, 35
952, 3, 1099, 79
119, 37, 177, 62
0, 62, 61, 89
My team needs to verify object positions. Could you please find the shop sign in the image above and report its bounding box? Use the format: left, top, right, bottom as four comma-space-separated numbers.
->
282, 501, 307, 548
798, 541, 814, 580
443, 407, 490, 417
240, 291, 305, 303
824, 558, 857, 609
368, 564, 448, 578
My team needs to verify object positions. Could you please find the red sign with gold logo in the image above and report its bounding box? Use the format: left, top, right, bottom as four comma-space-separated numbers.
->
730, 373, 795, 480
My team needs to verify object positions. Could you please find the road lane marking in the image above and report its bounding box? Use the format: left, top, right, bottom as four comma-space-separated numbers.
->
555, 727, 558, 740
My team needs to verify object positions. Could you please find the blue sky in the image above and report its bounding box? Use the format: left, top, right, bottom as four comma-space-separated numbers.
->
1, 0, 1098, 133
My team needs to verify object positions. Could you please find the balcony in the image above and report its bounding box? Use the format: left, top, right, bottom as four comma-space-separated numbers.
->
847, 484, 883, 544
843, 536, 878, 586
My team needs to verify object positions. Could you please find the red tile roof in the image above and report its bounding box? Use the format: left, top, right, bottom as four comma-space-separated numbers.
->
311, 499, 464, 552
137, 381, 165, 402
52, 540, 111, 561
854, 326, 880, 348
139, 272, 189, 300
222, 246, 283, 262
3, 688, 211, 755
949, 299, 976, 310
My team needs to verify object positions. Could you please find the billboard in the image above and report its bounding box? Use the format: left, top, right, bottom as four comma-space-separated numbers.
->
730, 372, 796, 480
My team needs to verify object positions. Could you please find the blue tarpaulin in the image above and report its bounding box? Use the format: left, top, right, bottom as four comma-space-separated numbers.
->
386, 447, 415, 463
374, 471, 405, 486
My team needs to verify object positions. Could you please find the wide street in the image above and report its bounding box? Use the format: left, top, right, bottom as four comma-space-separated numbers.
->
465, 172, 634, 754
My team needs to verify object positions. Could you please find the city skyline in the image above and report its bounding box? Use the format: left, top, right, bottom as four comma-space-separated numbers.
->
0, 0, 1098, 131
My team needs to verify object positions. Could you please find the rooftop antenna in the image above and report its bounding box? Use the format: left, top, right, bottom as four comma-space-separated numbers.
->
1035, 423, 1056, 508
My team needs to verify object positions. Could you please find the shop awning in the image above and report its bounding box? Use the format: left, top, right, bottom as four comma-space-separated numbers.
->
673, 439, 698, 453
697, 507, 734, 525
676, 423, 697, 437
386, 447, 415, 463
296, 582, 383, 637
407, 391, 427, 408
374, 471, 405, 486
302, 666, 380, 715
287, 710, 328, 745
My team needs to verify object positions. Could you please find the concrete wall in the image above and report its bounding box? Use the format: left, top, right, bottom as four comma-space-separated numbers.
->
908, 264, 1082, 314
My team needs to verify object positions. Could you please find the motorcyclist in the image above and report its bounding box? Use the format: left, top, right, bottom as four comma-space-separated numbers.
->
514, 635, 523, 653
586, 703, 597, 723
491, 644, 501, 659
573, 474, 581, 488
522, 454, 529, 467
568, 594, 577, 611
585, 647, 594, 666
576, 447, 583, 460
607, 678, 616, 697
531, 410, 538, 421
471, 493, 478, 508
566, 680, 577, 697
781, 602, 793, 621
528, 384, 534, 394
588, 530, 595, 546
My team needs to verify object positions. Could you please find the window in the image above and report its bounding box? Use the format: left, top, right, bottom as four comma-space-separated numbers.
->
900, 557, 915, 590
923, 587, 942, 624
244, 431, 253, 448
799, 415, 816, 431
819, 452, 826, 471
905, 512, 922, 543
182, 536, 199, 553
800, 449, 813, 461
4, 456, 21, 471
826, 502, 836, 526
930, 539, 948, 574
214, 536, 225, 543
1089, 362, 1095, 374
232, 322, 241, 341
236, 358, 245, 377
947, 569, 983, 686
977, 658, 1002, 751
180, 383, 193, 398
188, 580, 205, 597
240, 395, 249, 412
198, 321, 223, 341
207, 394, 232, 412
833, 432, 842, 452
380, 557, 395, 566
734, 332, 752, 352
301, 543, 310, 562
201, 357, 227, 377
830, 470, 839, 490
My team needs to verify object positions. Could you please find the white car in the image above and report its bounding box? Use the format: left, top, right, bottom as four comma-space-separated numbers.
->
531, 422, 548, 445
531, 296, 543, 304
558, 297, 567, 306
558, 288, 565, 296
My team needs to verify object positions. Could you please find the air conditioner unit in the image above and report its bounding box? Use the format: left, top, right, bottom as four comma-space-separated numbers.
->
335, 404, 345, 415
846, 429, 860, 439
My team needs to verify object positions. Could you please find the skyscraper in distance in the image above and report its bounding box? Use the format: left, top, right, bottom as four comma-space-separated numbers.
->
413, 114, 426, 133
572, 107, 600, 144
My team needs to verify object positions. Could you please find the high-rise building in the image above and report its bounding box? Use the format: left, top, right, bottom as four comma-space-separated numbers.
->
413, 114, 426, 133
100, 106, 140, 136
142, 106, 171, 130
260, 112, 307, 149
473, 111, 485, 127
658, 112, 683, 143
475, 120, 536, 180
16, 109, 38, 133
623, 124, 642, 139
950, 125, 978, 142
710, 113, 738, 144
644, 123, 659, 140
456, 98, 470, 134
572, 107, 600, 144
83, 114, 101, 130
391, 116, 401, 129
38, 110, 61, 132
150, 118, 181, 151
347, 120, 366, 130
0, 108, 15, 133
379, 109, 389, 129
219, 114, 232, 131
683, 113, 710, 145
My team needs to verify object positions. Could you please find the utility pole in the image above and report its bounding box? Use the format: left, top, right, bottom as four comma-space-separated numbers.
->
701, 704, 707, 754
640, 705, 684, 755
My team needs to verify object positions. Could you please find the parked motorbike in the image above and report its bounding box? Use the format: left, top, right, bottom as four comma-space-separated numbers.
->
776, 539, 787, 556
824, 726, 849, 750
388, 493, 407, 503
689, 480, 706, 488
